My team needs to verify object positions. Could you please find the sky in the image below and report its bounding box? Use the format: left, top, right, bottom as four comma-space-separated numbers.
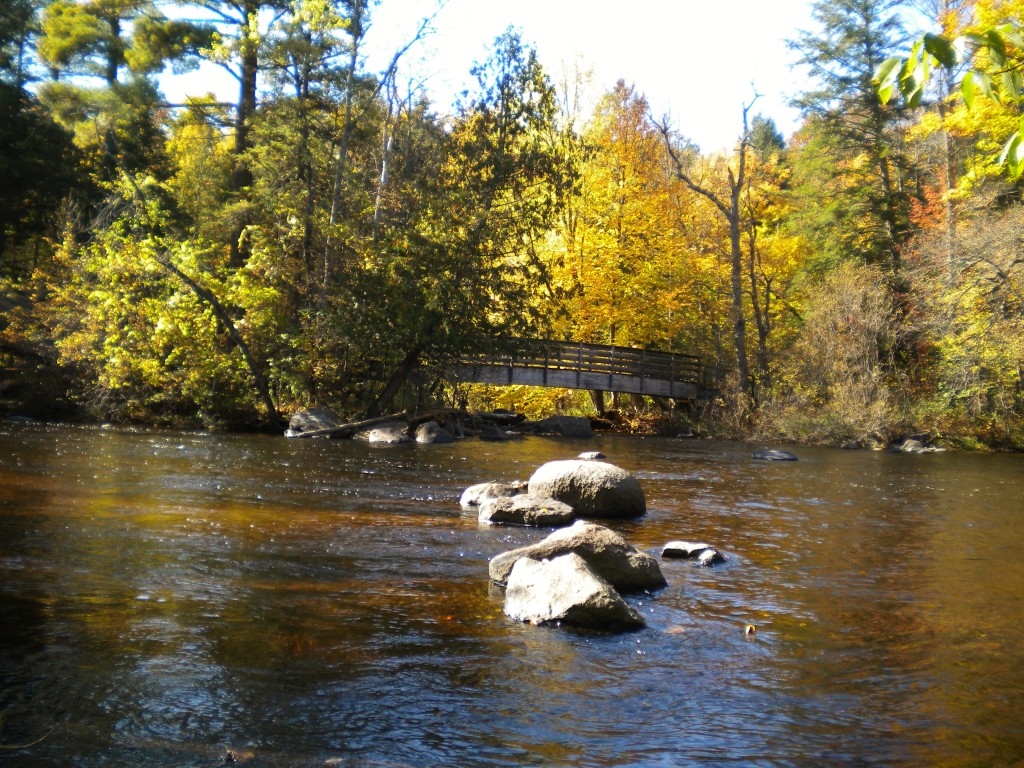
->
164, 0, 823, 153
357, 0, 820, 151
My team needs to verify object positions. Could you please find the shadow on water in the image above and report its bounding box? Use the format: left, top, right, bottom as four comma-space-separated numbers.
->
1, 422, 1023, 766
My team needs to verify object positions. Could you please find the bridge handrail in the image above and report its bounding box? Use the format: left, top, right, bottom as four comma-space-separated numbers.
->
455, 339, 708, 386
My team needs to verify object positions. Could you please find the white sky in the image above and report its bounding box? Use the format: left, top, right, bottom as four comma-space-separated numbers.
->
361, 0, 819, 151
163, 0, 826, 153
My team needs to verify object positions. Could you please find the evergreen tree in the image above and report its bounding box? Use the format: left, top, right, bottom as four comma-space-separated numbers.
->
790, 0, 916, 275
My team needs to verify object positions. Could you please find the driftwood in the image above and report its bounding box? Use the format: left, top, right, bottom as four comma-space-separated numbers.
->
286, 412, 408, 439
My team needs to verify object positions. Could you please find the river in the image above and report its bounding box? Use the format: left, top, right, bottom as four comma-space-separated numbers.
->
1, 420, 1022, 767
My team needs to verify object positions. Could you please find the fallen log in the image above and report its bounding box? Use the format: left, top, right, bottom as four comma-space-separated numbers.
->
285, 412, 408, 439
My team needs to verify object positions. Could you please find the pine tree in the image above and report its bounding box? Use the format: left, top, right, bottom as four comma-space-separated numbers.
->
790, 0, 917, 275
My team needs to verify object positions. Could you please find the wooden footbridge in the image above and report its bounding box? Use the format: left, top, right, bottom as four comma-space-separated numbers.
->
445, 340, 720, 400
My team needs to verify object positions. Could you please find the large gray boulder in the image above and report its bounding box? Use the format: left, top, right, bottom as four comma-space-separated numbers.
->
489, 520, 666, 592
286, 406, 340, 436
528, 459, 645, 519
504, 553, 645, 631
478, 494, 575, 527
415, 421, 454, 444
459, 481, 526, 509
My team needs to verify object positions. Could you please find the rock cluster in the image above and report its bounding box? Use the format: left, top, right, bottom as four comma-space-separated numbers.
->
461, 456, 735, 633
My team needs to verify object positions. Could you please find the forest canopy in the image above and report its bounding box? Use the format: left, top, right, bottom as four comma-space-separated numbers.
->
2, 0, 1023, 448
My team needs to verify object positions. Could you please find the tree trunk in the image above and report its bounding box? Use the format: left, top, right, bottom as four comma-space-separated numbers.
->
229, 0, 260, 268
368, 343, 423, 417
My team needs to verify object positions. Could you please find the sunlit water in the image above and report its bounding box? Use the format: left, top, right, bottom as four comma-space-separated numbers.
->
1, 421, 1023, 767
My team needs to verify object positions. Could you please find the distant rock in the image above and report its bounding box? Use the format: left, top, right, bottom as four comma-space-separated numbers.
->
285, 406, 340, 436
489, 520, 666, 592
460, 481, 527, 509
752, 448, 798, 461
662, 540, 726, 566
355, 421, 411, 444
528, 415, 593, 438
503, 553, 645, 631
528, 459, 645, 519
889, 437, 945, 454
478, 494, 575, 527
577, 451, 606, 460
478, 422, 513, 441
415, 421, 454, 444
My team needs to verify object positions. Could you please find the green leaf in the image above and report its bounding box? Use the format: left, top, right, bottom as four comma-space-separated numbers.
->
996, 23, 1024, 50
962, 70, 977, 108
874, 57, 902, 104
996, 131, 1021, 169
924, 32, 958, 68
986, 29, 1008, 68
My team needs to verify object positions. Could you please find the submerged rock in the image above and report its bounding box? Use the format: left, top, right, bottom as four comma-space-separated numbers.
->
478, 494, 575, 527
489, 520, 666, 592
504, 553, 645, 631
752, 448, 798, 461
528, 459, 646, 519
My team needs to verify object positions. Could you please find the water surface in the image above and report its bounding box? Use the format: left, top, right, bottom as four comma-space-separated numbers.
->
1, 422, 1022, 766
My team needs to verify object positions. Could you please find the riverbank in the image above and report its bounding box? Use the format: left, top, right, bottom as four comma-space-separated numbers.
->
2, 361, 1020, 451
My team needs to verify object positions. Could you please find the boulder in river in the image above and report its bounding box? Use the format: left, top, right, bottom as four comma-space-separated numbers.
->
460, 481, 527, 509
489, 520, 666, 592
478, 494, 575, 527
752, 448, 798, 461
662, 540, 726, 566
889, 437, 945, 454
578, 451, 606, 460
503, 553, 645, 631
415, 421, 454, 444
527, 459, 645, 519
285, 406, 340, 436
530, 415, 594, 438
355, 421, 411, 444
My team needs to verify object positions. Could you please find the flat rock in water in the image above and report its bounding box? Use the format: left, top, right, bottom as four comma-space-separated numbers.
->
528, 459, 646, 519
663, 541, 726, 566
489, 519, 665, 592
503, 553, 645, 631
662, 540, 713, 558
578, 451, 606, 460
478, 494, 575, 527
460, 481, 526, 509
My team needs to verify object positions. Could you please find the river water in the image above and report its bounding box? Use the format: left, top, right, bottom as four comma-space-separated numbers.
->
1, 421, 1022, 767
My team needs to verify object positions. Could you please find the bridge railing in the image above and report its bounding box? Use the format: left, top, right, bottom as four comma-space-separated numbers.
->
454, 340, 715, 389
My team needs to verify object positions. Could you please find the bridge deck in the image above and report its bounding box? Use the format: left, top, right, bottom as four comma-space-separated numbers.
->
446, 340, 717, 399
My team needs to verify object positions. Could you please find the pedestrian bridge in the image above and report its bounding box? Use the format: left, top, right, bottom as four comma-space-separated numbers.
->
445, 340, 720, 399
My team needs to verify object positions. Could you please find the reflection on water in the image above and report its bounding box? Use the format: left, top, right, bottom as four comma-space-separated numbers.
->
2, 422, 1023, 766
